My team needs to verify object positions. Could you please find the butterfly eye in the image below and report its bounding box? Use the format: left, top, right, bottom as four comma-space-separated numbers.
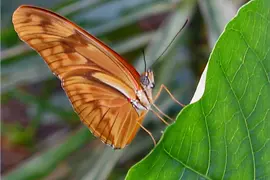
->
140, 75, 150, 86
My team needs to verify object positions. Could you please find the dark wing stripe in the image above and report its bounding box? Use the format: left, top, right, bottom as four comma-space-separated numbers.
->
38, 44, 65, 52
123, 107, 136, 145
94, 108, 110, 136
105, 111, 120, 145
70, 97, 95, 105
86, 107, 100, 127
99, 109, 113, 141
114, 107, 132, 146
78, 101, 96, 116
21, 32, 67, 39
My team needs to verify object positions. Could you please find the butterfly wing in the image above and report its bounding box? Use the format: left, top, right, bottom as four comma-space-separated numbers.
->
13, 5, 145, 148
64, 76, 144, 149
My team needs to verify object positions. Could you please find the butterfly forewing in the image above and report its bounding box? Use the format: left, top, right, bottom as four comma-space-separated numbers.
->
13, 5, 145, 149
13, 5, 140, 86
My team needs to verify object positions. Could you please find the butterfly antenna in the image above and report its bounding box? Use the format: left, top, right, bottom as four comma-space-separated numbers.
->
150, 19, 188, 68
142, 50, 147, 72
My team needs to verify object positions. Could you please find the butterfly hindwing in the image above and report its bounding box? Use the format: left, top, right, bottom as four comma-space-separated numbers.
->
63, 76, 142, 149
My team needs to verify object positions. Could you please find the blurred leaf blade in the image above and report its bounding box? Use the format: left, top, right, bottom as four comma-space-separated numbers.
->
198, 0, 238, 48
3, 127, 92, 180
126, 0, 270, 179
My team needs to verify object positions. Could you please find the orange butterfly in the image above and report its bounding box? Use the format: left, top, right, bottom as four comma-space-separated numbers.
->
12, 5, 184, 149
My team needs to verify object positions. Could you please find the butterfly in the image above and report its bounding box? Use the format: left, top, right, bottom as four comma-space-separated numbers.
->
12, 5, 184, 149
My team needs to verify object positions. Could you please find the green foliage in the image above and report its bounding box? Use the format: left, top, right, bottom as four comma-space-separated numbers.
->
3, 127, 92, 180
126, 0, 270, 179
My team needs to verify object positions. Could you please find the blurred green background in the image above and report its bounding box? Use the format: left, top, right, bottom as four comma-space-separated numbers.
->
1, 0, 249, 179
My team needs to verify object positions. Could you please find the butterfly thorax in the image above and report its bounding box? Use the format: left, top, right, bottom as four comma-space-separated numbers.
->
131, 69, 155, 111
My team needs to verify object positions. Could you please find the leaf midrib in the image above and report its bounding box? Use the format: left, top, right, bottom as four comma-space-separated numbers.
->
217, 37, 256, 178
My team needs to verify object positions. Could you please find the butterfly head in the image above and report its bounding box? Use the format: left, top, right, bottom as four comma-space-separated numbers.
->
140, 69, 155, 90
138, 69, 155, 107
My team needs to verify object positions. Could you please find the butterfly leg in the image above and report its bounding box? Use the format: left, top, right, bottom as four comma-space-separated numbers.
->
151, 84, 184, 123
136, 121, 157, 147
151, 103, 174, 121
154, 84, 185, 107
150, 109, 170, 125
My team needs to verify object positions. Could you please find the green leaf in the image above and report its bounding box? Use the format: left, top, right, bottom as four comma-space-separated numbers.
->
126, 0, 270, 179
